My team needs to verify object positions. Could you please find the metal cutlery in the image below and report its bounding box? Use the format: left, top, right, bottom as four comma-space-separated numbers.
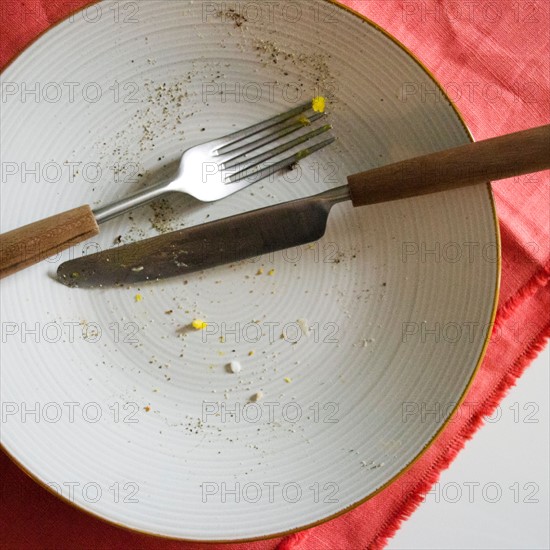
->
57, 124, 550, 287
0, 100, 334, 278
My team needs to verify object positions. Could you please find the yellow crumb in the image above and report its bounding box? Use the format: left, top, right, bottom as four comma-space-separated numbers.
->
268, 269, 275, 276
284, 377, 292, 383
312, 96, 326, 113
256, 268, 264, 275
192, 319, 208, 330
298, 115, 311, 126
144, 405, 151, 412
135, 294, 143, 302
219, 336, 226, 343
248, 350, 255, 356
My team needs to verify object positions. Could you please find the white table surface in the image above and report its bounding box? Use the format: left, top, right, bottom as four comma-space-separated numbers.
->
387, 344, 549, 550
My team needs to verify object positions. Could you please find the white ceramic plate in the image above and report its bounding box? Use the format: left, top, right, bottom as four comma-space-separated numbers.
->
0, 0, 500, 541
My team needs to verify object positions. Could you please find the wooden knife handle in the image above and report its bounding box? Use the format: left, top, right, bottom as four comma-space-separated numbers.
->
0, 205, 99, 279
347, 124, 550, 206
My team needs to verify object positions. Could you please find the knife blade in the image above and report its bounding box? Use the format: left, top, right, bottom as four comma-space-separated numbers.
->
56, 124, 550, 288
57, 186, 351, 287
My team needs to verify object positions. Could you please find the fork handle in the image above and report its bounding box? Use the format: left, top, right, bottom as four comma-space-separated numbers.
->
0, 205, 99, 279
0, 181, 170, 279
348, 124, 550, 206
93, 181, 169, 224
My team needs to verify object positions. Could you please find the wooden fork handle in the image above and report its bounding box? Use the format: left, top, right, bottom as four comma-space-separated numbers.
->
348, 124, 550, 206
0, 205, 99, 279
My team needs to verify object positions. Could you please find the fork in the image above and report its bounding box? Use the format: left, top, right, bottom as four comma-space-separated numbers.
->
0, 101, 335, 278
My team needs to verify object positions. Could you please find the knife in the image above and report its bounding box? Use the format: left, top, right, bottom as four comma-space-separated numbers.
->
57, 124, 550, 287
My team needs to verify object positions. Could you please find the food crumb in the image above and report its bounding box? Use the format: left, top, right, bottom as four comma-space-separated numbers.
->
250, 391, 264, 402
256, 268, 264, 275
144, 406, 151, 412
192, 319, 208, 330
132, 266, 144, 272
284, 377, 292, 384
229, 360, 242, 373
268, 269, 275, 276
297, 318, 310, 337
312, 96, 326, 113
248, 350, 254, 356
135, 294, 143, 302
165, 310, 173, 315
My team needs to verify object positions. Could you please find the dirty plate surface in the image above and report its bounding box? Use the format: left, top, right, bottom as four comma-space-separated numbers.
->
0, 0, 499, 541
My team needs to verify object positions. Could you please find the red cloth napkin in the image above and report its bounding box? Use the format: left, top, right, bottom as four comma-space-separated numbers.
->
1, 1, 548, 548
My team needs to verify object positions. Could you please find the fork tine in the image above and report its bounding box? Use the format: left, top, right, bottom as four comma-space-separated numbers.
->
220, 113, 325, 166
224, 124, 333, 172
214, 101, 316, 152
226, 136, 337, 186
